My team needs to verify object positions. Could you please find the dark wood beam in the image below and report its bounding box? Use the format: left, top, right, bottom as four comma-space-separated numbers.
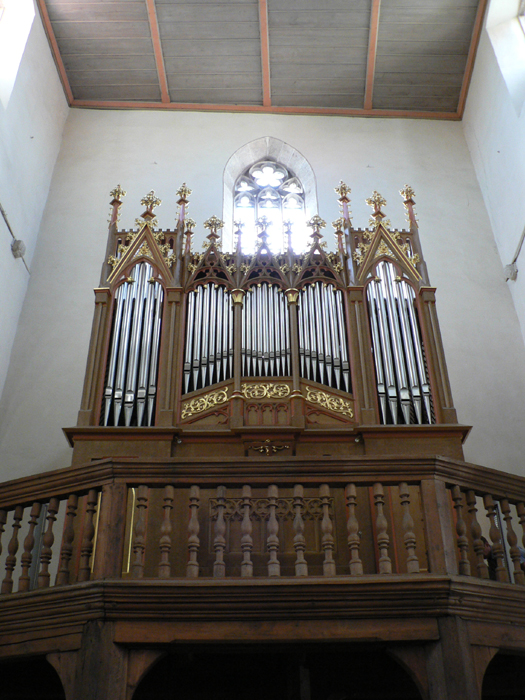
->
259, 0, 272, 107
145, 0, 170, 104
36, 0, 74, 104
457, 0, 488, 117
364, 0, 381, 111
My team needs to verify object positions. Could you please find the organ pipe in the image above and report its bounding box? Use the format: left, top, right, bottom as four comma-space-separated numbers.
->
366, 261, 433, 424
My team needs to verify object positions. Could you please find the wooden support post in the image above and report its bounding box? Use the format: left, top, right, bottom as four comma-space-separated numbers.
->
93, 483, 127, 580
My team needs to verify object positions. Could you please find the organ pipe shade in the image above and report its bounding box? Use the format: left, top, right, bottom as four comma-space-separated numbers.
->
183, 283, 233, 394
102, 262, 164, 426
298, 282, 351, 392
366, 261, 434, 425
242, 283, 290, 377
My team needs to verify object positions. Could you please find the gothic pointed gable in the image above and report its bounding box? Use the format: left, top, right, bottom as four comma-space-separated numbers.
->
240, 220, 289, 288
186, 216, 235, 288
294, 216, 345, 288
107, 221, 175, 289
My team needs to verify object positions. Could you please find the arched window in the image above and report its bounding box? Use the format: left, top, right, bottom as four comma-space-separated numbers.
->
234, 160, 307, 252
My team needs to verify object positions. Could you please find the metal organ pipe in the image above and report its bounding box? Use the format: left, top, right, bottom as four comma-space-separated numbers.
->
366, 261, 434, 425
102, 261, 164, 426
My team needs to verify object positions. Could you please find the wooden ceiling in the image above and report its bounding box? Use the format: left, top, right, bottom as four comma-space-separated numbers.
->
38, 0, 487, 119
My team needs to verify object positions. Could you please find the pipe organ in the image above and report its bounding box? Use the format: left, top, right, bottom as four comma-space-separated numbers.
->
77, 181, 458, 443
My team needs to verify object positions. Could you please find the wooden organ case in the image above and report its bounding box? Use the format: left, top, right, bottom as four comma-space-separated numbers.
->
71, 182, 465, 463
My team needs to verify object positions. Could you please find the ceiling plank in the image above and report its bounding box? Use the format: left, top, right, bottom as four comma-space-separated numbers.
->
364, 0, 380, 110
457, 0, 488, 117
36, 0, 74, 103
259, 0, 271, 106
145, 0, 170, 103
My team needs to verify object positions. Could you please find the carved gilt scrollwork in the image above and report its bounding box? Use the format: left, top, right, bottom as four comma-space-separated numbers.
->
181, 388, 229, 419
241, 383, 291, 400
305, 387, 354, 418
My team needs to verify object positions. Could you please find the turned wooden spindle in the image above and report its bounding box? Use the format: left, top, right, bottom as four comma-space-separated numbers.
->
19, 502, 42, 591
0, 510, 7, 559
373, 483, 392, 574
267, 484, 280, 577
187, 485, 200, 578
37, 498, 60, 589
293, 484, 308, 577
345, 484, 363, 575
451, 486, 470, 576
78, 489, 99, 582
158, 485, 174, 579
483, 493, 508, 583
399, 483, 419, 573
2, 506, 24, 594
240, 485, 253, 578
500, 498, 525, 585
213, 486, 227, 578
56, 494, 78, 586
320, 484, 336, 577
465, 490, 488, 579
131, 486, 149, 579
517, 502, 525, 557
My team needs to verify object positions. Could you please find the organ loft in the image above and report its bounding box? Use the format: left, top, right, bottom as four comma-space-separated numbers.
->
0, 176, 525, 700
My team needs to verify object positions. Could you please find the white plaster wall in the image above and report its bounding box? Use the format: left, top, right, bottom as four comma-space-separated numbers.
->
0, 9, 68, 400
463, 5, 525, 346
1, 108, 524, 479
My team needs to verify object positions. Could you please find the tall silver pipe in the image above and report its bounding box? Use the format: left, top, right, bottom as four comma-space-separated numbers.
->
136, 268, 157, 426
208, 284, 217, 386
216, 286, 224, 382
222, 289, 230, 379
192, 286, 203, 391
325, 285, 341, 390
314, 282, 327, 385
241, 287, 247, 376
103, 283, 126, 425
372, 278, 398, 422
255, 286, 263, 376
146, 283, 164, 426
262, 284, 269, 375
367, 283, 388, 422
200, 284, 210, 387
334, 289, 350, 393
278, 290, 286, 375
124, 263, 148, 426
113, 265, 139, 425
284, 294, 291, 376
183, 290, 195, 394
379, 262, 411, 424
297, 293, 306, 378
228, 290, 234, 378
401, 281, 433, 422
269, 285, 276, 376
387, 266, 423, 424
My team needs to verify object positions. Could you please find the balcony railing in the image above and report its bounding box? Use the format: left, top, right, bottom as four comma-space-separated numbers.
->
0, 457, 524, 593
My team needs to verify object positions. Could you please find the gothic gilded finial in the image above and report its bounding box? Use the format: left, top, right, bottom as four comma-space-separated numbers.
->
185, 218, 196, 231
204, 215, 224, 233
335, 181, 351, 198
141, 190, 162, 212
177, 183, 192, 201
366, 191, 386, 214
307, 215, 327, 239
400, 185, 415, 203
332, 217, 344, 232
110, 184, 126, 201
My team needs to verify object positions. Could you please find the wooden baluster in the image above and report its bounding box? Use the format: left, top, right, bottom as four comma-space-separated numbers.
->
483, 493, 508, 583
0, 510, 6, 560
213, 486, 227, 578
517, 502, 525, 557
19, 502, 42, 591
187, 485, 200, 578
399, 483, 419, 573
451, 486, 470, 576
37, 498, 59, 589
2, 506, 24, 594
465, 490, 488, 579
240, 485, 253, 578
56, 494, 78, 586
267, 484, 280, 577
320, 484, 336, 577
78, 489, 99, 582
131, 486, 149, 579
293, 484, 308, 577
373, 483, 392, 574
158, 485, 174, 579
500, 498, 525, 585
345, 483, 363, 575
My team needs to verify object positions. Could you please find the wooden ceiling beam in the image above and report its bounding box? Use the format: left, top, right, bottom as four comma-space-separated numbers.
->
71, 99, 460, 120
146, 0, 170, 104
457, 0, 488, 117
364, 0, 381, 111
259, 0, 272, 107
36, 0, 74, 104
